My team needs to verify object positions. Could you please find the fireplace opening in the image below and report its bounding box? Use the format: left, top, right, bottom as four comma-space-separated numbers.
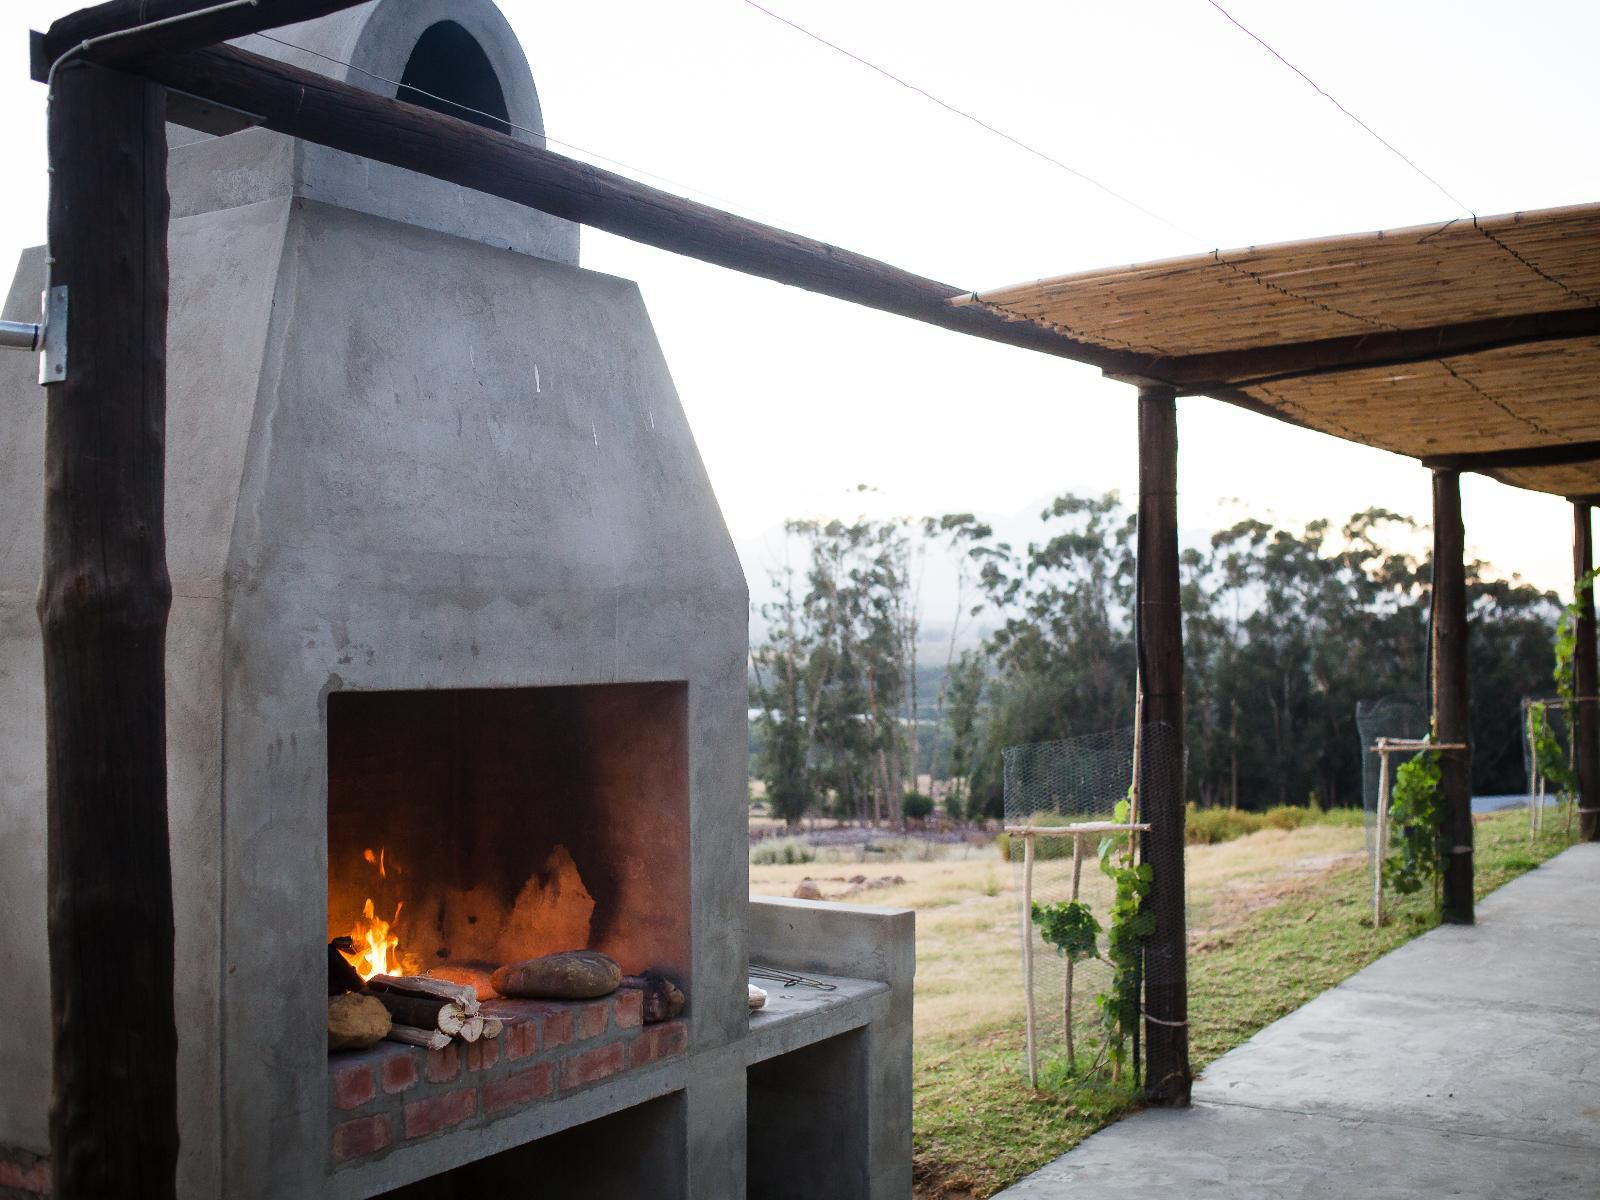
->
327, 682, 690, 994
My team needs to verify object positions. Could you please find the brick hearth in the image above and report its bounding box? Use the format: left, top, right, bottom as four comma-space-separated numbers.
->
327, 993, 686, 1170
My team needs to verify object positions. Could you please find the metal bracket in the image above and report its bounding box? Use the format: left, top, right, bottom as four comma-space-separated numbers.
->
38, 286, 67, 386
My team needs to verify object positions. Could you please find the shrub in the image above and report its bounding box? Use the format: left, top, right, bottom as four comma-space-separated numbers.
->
1185, 806, 1265, 845
1263, 805, 1308, 831
749, 836, 816, 866
902, 791, 935, 820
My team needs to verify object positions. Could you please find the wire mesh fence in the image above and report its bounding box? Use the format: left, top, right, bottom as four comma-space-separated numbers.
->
1002, 723, 1184, 1084
1356, 695, 1428, 870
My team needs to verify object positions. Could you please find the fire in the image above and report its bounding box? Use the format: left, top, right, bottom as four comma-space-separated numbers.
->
343, 847, 409, 981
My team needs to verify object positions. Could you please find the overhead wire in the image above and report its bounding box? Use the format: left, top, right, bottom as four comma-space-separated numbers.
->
741, 0, 1202, 242
1200, 0, 1473, 216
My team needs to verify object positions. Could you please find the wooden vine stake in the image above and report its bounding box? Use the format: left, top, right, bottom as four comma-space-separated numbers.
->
1012, 819, 1149, 1087
1527, 705, 1539, 844
1369, 737, 1466, 927
1021, 830, 1037, 1087
1065, 834, 1084, 1066
1373, 742, 1392, 928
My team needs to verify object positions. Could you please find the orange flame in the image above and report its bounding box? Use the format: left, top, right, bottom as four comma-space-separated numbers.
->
343, 848, 407, 981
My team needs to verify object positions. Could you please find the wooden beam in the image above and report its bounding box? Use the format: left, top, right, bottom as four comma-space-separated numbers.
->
1431, 469, 1474, 924
42, 62, 177, 1198
1126, 306, 1600, 391
1422, 440, 1600, 472
1574, 503, 1600, 842
33, 1, 370, 78
130, 44, 1139, 370
1136, 385, 1191, 1107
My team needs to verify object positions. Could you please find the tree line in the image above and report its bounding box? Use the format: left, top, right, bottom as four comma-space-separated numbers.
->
750, 492, 1560, 823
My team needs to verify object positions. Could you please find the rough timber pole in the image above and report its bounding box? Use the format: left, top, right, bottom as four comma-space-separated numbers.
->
1573, 502, 1600, 841
1136, 385, 1191, 1105
1431, 469, 1474, 924
41, 63, 177, 1198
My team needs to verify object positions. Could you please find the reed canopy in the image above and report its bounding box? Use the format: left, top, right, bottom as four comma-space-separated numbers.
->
955, 203, 1600, 498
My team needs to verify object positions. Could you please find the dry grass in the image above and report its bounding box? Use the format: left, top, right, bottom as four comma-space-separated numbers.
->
750, 823, 1367, 1044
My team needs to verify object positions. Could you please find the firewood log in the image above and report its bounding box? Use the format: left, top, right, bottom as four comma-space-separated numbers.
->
492, 950, 620, 999
622, 973, 687, 1024
456, 1014, 485, 1044
373, 991, 467, 1036
480, 1017, 504, 1041
385, 1024, 450, 1051
369, 973, 480, 1016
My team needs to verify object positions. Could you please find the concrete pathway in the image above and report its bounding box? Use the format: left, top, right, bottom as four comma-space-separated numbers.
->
996, 843, 1600, 1199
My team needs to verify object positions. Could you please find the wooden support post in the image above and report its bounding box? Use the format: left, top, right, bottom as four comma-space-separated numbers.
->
41, 63, 176, 1199
1573, 502, 1600, 841
128, 44, 1135, 370
1136, 385, 1190, 1106
1431, 470, 1474, 924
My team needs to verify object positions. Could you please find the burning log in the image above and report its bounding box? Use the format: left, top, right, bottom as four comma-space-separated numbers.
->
372, 991, 468, 1037
328, 937, 366, 996
368, 973, 480, 1016
385, 1024, 451, 1051
622, 974, 686, 1024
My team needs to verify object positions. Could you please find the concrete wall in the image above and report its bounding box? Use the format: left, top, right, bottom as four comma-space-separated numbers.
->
749, 900, 916, 1199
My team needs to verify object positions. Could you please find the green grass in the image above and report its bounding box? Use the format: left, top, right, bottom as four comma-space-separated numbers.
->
911, 808, 1578, 1198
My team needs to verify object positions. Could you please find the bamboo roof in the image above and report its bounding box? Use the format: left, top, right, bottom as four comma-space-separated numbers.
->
954, 203, 1600, 499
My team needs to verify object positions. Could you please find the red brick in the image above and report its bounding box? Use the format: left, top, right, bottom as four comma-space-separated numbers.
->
504, 1018, 539, 1061
425, 1044, 459, 1084
466, 1037, 500, 1073
559, 1041, 625, 1091
404, 1088, 478, 1139
627, 1021, 688, 1069
481, 1063, 554, 1114
382, 1053, 418, 1095
542, 1009, 574, 1049
332, 1062, 376, 1111
614, 989, 644, 1029
332, 1114, 393, 1162
577, 999, 610, 1040
0, 1154, 50, 1195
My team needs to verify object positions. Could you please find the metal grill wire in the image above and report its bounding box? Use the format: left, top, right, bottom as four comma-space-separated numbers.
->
1003, 723, 1185, 1077
1357, 695, 1428, 870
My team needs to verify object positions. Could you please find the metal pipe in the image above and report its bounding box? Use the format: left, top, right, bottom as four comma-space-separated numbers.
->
0, 320, 42, 352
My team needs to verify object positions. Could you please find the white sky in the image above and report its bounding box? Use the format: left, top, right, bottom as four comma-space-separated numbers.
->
6, 0, 1597, 605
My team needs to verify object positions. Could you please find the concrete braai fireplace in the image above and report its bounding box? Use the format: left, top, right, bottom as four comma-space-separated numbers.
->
0, 2, 911, 1198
